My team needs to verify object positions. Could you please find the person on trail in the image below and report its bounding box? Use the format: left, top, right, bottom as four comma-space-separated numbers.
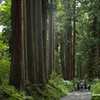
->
79, 81, 84, 91
77, 81, 80, 90
82, 81, 85, 91
84, 83, 87, 89
86, 84, 90, 91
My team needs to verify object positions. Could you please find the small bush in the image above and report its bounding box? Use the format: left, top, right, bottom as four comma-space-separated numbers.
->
91, 78, 100, 100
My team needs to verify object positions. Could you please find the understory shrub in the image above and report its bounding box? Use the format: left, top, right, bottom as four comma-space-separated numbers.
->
0, 53, 10, 84
0, 85, 33, 100
0, 33, 11, 84
25, 73, 76, 100
91, 78, 100, 100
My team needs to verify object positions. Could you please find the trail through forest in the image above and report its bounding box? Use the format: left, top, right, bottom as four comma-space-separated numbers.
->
59, 91, 91, 100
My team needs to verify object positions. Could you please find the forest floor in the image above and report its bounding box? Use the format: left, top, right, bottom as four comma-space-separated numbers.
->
59, 91, 91, 100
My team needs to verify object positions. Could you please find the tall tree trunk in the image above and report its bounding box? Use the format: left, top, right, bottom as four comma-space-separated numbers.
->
91, 16, 98, 78
42, 0, 48, 83
23, 0, 28, 82
48, 0, 54, 75
70, 25, 72, 79
33, 0, 39, 84
9, 0, 25, 90
65, 43, 69, 79
60, 31, 67, 80
64, 2, 72, 80
37, 0, 45, 85
69, 18, 72, 79
98, 31, 100, 78
53, 14, 55, 71
32, 0, 38, 84
26, 0, 36, 84
60, 42, 65, 79
72, 0, 76, 79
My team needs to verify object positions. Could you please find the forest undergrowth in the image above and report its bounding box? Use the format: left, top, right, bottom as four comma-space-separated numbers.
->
0, 72, 76, 100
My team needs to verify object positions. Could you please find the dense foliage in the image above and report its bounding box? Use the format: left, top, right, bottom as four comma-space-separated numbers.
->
0, 32, 10, 84
0, 0, 11, 46
0, 0, 11, 83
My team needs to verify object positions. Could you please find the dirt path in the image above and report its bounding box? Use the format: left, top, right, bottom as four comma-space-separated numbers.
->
59, 91, 92, 100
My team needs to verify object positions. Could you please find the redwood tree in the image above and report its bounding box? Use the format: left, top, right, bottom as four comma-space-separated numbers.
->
48, 0, 55, 75
42, 0, 48, 82
72, 0, 76, 79
37, 0, 45, 85
9, 0, 25, 90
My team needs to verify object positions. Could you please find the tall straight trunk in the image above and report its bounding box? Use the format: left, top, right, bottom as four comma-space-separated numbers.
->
69, 18, 72, 79
33, 0, 39, 84
64, 2, 72, 80
72, 0, 76, 79
98, 0, 100, 78
98, 32, 100, 78
9, 0, 25, 90
60, 43, 65, 79
26, 0, 36, 84
37, 0, 45, 85
64, 43, 67, 79
48, 0, 54, 75
91, 16, 98, 78
60, 32, 67, 80
23, 0, 28, 82
53, 14, 55, 71
88, 48, 94, 79
42, 0, 48, 83
65, 27, 69, 80
67, 29, 72, 80
66, 31, 70, 80
65, 44, 69, 79
70, 25, 72, 79
32, 0, 38, 84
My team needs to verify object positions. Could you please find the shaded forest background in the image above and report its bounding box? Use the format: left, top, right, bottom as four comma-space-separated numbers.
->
0, 0, 100, 99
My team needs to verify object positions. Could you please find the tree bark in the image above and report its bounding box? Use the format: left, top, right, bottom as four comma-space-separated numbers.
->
26, 0, 36, 84
60, 42, 65, 79
37, 0, 45, 85
72, 0, 76, 79
23, 0, 28, 82
32, 0, 39, 84
42, 0, 48, 83
48, 0, 54, 75
9, 0, 25, 90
